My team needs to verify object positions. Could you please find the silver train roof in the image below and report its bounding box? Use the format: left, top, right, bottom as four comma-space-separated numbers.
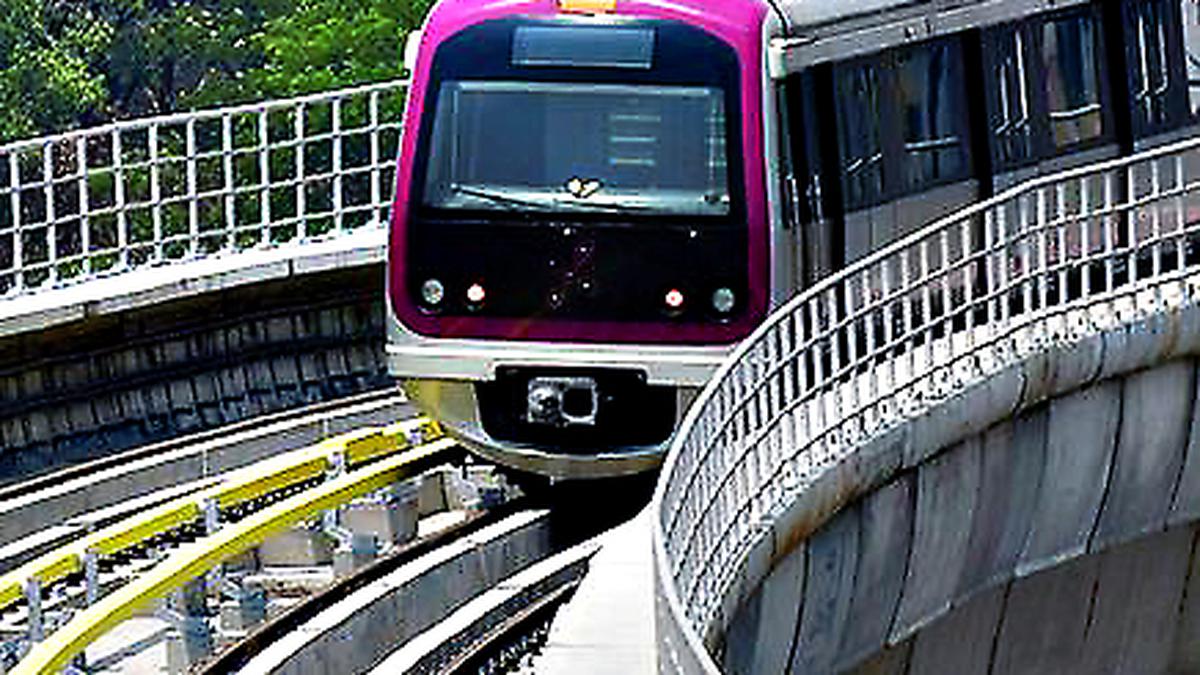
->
769, 0, 1091, 75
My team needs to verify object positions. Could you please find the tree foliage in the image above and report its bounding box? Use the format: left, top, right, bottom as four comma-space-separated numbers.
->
239, 0, 434, 101
0, 0, 432, 144
0, 0, 112, 141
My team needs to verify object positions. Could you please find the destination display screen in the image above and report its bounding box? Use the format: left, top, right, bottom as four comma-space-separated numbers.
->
512, 25, 654, 69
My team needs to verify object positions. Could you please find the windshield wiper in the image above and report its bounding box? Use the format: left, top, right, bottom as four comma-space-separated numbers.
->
552, 199, 652, 214
450, 185, 549, 211
451, 185, 652, 214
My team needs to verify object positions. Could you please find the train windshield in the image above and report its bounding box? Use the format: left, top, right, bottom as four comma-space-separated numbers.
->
423, 81, 730, 215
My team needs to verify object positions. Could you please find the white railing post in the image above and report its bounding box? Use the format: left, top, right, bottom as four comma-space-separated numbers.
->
222, 113, 236, 251
370, 91, 382, 222
1036, 187, 1048, 313
185, 118, 199, 260
1081, 175, 1093, 298
150, 124, 163, 264
1105, 169, 1118, 291
294, 102, 307, 241
1127, 162, 1138, 285
9, 152, 23, 294
258, 107, 272, 248
333, 97, 344, 234
42, 141, 56, 287
113, 128, 128, 273
77, 136, 90, 278
1174, 154, 1186, 271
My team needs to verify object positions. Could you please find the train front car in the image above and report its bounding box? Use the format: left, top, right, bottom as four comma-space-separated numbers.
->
386, 0, 771, 479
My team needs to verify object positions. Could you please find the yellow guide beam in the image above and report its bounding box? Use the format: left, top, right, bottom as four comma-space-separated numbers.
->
0, 417, 442, 615
12, 436, 458, 675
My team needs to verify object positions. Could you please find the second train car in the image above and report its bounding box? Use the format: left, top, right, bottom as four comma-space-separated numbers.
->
387, 0, 1200, 479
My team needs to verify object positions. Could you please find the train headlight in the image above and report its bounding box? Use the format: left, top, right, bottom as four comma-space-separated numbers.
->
421, 279, 445, 306
466, 283, 487, 305
712, 287, 736, 314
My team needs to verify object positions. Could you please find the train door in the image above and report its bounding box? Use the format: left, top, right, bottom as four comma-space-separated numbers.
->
779, 70, 834, 293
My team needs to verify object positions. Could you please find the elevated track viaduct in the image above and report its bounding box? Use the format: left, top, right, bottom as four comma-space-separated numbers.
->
655, 132, 1200, 674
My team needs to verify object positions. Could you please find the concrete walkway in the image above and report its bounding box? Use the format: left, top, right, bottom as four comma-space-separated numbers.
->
536, 509, 656, 674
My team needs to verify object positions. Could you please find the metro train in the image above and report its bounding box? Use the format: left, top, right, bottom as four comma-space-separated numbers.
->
387, 0, 1200, 479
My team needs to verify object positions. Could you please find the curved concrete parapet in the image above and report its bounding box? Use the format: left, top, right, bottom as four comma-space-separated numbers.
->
653, 133, 1200, 672
0, 227, 384, 339
722, 344, 1200, 673
0, 229, 389, 480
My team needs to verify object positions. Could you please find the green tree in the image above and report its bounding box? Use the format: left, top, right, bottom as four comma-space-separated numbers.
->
98, 0, 287, 117
239, 0, 431, 101
0, 0, 433, 144
0, 0, 111, 142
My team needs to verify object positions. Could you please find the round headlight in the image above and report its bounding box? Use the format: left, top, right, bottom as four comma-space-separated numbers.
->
421, 279, 445, 306
712, 287, 736, 314
466, 283, 487, 305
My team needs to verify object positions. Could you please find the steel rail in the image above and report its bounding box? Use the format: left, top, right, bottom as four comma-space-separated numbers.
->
433, 544, 598, 675
12, 434, 457, 675
197, 502, 495, 675
444, 581, 578, 674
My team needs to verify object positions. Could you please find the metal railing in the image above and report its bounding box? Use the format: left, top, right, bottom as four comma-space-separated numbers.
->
653, 133, 1200, 670
0, 80, 408, 298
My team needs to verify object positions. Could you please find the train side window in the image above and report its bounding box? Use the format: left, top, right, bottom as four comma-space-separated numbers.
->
1182, 0, 1200, 116
987, 26, 1037, 167
835, 61, 886, 209
1041, 12, 1105, 148
1129, 0, 1174, 129
895, 41, 970, 191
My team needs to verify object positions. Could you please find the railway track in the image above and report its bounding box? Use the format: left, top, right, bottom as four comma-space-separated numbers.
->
400, 544, 593, 675
0, 416, 461, 674
0, 388, 412, 569
0, 398, 652, 675
199, 475, 655, 675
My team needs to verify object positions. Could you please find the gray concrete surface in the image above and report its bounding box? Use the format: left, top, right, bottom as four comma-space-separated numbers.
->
371, 540, 599, 674
237, 511, 551, 675
537, 510, 658, 675
718, 298, 1200, 674
0, 231, 388, 482
832, 525, 1200, 675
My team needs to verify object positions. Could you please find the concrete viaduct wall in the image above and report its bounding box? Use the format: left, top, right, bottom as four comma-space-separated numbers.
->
0, 233, 389, 482
722, 308, 1200, 674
